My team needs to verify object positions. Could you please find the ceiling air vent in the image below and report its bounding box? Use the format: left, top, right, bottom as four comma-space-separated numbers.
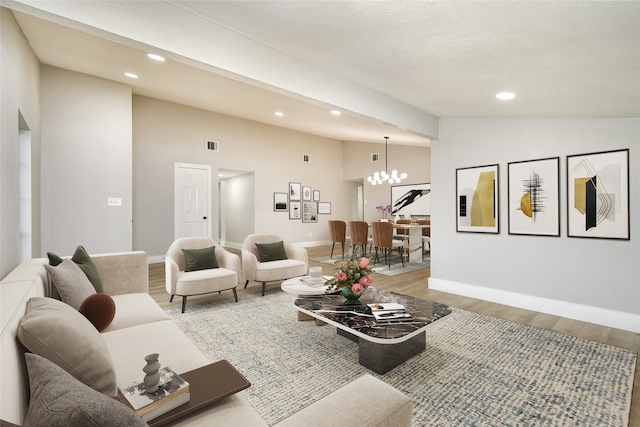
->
206, 140, 219, 152
371, 153, 380, 162
303, 154, 310, 163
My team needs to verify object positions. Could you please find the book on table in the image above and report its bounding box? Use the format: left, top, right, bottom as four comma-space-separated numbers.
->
367, 302, 413, 322
118, 366, 190, 422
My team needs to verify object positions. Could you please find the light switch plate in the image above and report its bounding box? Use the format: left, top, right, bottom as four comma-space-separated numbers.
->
107, 197, 122, 207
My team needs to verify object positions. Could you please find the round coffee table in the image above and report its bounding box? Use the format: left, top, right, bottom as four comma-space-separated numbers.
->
281, 276, 333, 322
281, 276, 330, 296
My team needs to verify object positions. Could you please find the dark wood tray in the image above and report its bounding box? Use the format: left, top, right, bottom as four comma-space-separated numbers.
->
148, 360, 251, 426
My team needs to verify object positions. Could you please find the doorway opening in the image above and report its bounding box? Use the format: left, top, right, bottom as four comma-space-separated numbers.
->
218, 169, 254, 249
356, 182, 364, 220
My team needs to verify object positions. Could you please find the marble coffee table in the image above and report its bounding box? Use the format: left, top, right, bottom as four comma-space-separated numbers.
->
293, 286, 451, 374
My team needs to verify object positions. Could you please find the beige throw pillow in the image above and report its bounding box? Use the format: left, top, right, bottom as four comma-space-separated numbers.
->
17, 297, 117, 397
45, 259, 96, 310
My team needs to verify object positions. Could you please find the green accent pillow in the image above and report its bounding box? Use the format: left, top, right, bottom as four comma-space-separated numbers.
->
47, 246, 103, 293
255, 241, 288, 262
182, 246, 219, 272
24, 353, 147, 427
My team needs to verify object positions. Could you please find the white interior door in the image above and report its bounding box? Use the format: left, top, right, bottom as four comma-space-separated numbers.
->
174, 163, 211, 239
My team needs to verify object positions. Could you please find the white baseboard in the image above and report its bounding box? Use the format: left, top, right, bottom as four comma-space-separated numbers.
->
429, 277, 640, 333
221, 241, 242, 250
299, 240, 332, 248
148, 255, 165, 264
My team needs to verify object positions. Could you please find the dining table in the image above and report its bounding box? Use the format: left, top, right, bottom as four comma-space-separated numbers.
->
392, 222, 430, 263
346, 220, 430, 263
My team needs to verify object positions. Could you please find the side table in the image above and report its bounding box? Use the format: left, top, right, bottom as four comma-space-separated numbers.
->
148, 360, 250, 426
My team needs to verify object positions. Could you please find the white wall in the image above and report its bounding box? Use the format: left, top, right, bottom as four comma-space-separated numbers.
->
0, 9, 41, 278
431, 118, 640, 331
132, 95, 432, 259
132, 95, 352, 257
343, 140, 431, 221
40, 66, 133, 256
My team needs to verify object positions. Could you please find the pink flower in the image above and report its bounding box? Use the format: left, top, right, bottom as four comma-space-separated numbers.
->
359, 257, 370, 268
359, 275, 373, 287
351, 283, 364, 294
336, 271, 347, 282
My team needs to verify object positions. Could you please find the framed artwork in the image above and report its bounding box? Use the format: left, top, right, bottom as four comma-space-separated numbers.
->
456, 164, 499, 234
273, 192, 288, 212
567, 149, 629, 240
318, 202, 331, 214
313, 190, 320, 201
289, 182, 301, 201
289, 201, 301, 220
391, 183, 431, 216
508, 157, 560, 236
302, 202, 318, 223
302, 186, 312, 201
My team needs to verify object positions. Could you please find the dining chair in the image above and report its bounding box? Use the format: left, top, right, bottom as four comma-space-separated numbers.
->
371, 221, 405, 268
349, 221, 372, 257
417, 219, 431, 261
393, 218, 412, 263
328, 220, 348, 259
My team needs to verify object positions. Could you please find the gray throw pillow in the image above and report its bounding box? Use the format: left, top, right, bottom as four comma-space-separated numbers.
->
182, 246, 219, 272
47, 246, 104, 293
18, 297, 117, 397
25, 353, 148, 427
255, 241, 288, 262
45, 259, 96, 310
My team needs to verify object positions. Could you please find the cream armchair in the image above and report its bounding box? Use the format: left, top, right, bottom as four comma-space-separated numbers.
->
242, 233, 308, 296
166, 237, 241, 312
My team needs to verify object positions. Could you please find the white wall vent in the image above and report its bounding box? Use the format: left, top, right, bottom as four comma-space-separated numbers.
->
371, 153, 380, 162
303, 154, 310, 163
207, 140, 219, 151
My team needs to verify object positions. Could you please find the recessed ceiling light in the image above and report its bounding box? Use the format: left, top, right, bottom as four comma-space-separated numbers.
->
331, 109, 342, 116
124, 72, 138, 79
496, 92, 516, 100
218, 173, 224, 177
147, 53, 165, 61
275, 111, 284, 117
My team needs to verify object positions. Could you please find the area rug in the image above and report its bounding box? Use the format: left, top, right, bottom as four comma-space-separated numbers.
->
312, 255, 430, 276
167, 291, 636, 426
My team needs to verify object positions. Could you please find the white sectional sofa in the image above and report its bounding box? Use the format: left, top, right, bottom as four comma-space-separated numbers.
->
0, 251, 413, 426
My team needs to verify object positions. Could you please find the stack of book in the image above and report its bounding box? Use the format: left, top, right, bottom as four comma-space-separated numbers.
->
118, 367, 190, 422
368, 303, 413, 322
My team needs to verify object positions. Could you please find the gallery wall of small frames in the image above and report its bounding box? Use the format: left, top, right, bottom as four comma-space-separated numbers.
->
273, 182, 331, 223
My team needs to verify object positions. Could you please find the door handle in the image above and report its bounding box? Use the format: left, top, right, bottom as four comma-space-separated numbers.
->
203, 217, 207, 220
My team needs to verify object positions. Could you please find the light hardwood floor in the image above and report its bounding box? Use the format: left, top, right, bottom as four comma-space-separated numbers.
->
148, 245, 639, 426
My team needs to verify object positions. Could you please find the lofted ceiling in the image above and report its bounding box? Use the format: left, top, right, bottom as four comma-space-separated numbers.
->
7, 1, 640, 147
